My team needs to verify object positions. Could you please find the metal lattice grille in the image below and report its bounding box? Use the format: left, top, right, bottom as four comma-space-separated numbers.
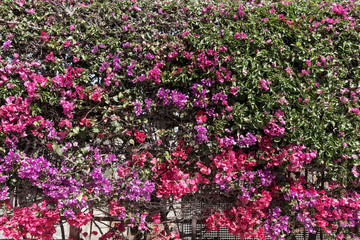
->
181, 224, 340, 240
178, 198, 342, 240
182, 224, 260, 240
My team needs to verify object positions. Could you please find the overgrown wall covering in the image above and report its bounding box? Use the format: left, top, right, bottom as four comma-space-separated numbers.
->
1, 0, 360, 239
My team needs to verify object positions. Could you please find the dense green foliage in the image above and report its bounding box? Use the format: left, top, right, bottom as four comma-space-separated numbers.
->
1, 0, 360, 239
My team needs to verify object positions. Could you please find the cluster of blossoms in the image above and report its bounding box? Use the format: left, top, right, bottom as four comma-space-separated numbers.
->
0, 96, 38, 135
1, 0, 360, 239
194, 125, 208, 144
0, 201, 59, 240
285, 179, 360, 239
157, 88, 189, 109
191, 81, 210, 108
264, 207, 290, 240
117, 167, 155, 202
260, 78, 272, 91
237, 132, 257, 147
205, 190, 273, 239
2, 40, 11, 51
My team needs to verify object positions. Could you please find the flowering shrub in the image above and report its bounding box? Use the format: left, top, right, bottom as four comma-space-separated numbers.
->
0, 201, 59, 240
1, 0, 360, 239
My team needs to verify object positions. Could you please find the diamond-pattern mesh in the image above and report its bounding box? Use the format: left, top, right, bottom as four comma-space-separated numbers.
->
178, 199, 346, 240
181, 224, 337, 240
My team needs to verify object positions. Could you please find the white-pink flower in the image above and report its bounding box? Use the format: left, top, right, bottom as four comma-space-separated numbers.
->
25, 8, 35, 14
352, 165, 359, 178
260, 79, 272, 91
285, 66, 291, 74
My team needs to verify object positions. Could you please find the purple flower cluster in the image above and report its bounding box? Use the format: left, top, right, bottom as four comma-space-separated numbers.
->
196, 52, 213, 70
0, 145, 18, 198
144, 98, 152, 110
200, 78, 214, 87
88, 167, 112, 195
63, 209, 76, 219
113, 56, 121, 71
219, 136, 235, 147
286, 184, 318, 234
99, 61, 109, 72
194, 125, 208, 144
17, 155, 85, 208
257, 169, 275, 187
133, 74, 146, 83
104, 52, 123, 73
236, 170, 275, 201
157, 88, 189, 109
117, 170, 155, 202
122, 42, 131, 48
5, 144, 121, 210
0, 186, 9, 201
91, 45, 98, 54
205, 107, 216, 117
237, 132, 257, 147
127, 61, 136, 76
191, 83, 208, 108
0, 150, 20, 173
263, 121, 285, 137
264, 207, 290, 240
296, 212, 316, 234
157, 88, 171, 105
45, 121, 60, 140
146, 52, 154, 59
170, 90, 188, 108
4, 135, 19, 149
238, 184, 252, 200
211, 90, 227, 104
2, 40, 11, 51
19, 156, 52, 181
133, 100, 142, 116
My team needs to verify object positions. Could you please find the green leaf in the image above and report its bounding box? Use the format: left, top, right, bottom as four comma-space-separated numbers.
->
56, 147, 63, 156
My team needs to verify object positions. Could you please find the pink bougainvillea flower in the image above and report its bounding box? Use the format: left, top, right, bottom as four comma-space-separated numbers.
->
91, 89, 102, 102
265, 39, 272, 45
40, 31, 50, 42
134, 130, 146, 143
2, 40, 11, 51
64, 40, 72, 48
152, 213, 161, 223
25, 8, 35, 14
45, 52, 56, 62
133, 3, 142, 11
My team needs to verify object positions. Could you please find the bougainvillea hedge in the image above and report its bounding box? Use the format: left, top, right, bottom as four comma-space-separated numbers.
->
1, 0, 360, 239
